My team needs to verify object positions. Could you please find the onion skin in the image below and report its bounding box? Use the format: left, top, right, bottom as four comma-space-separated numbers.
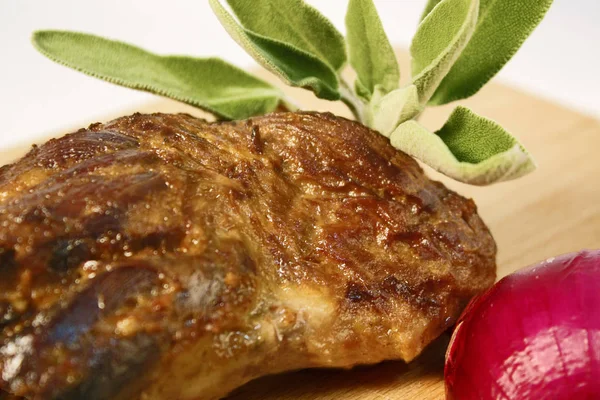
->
445, 249, 600, 400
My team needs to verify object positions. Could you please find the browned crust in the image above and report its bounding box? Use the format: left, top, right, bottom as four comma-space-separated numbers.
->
0, 112, 495, 399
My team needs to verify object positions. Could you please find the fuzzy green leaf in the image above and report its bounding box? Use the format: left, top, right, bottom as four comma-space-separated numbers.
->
389, 106, 535, 185
420, 0, 441, 20
411, 0, 479, 105
367, 85, 420, 136
225, 0, 346, 71
345, 0, 400, 99
32, 30, 287, 120
423, 0, 554, 105
210, 0, 340, 100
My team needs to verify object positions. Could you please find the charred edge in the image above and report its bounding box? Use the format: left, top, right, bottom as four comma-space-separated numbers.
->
345, 282, 375, 303
0, 389, 24, 400
0, 250, 19, 328
250, 125, 264, 154
46, 265, 160, 345
345, 276, 445, 313
47, 239, 91, 274
0, 248, 15, 271
35, 130, 139, 169
54, 334, 160, 400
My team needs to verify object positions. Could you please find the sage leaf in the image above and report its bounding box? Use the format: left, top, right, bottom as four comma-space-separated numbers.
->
210, 0, 340, 101
367, 85, 420, 137
423, 0, 554, 105
32, 30, 287, 120
389, 106, 535, 185
345, 0, 400, 99
420, 0, 441, 20
225, 0, 346, 71
411, 0, 479, 105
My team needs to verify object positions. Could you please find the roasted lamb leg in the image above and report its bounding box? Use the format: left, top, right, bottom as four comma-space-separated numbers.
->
0, 112, 496, 399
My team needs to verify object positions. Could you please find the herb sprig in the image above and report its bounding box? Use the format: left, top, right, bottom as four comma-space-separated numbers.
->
31, 0, 553, 185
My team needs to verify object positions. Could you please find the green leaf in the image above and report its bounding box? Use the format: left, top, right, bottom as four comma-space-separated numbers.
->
424, 0, 554, 105
210, 0, 340, 101
225, 0, 346, 71
420, 0, 441, 21
345, 0, 400, 99
410, 0, 479, 105
366, 85, 420, 137
32, 30, 288, 120
389, 106, 535, 185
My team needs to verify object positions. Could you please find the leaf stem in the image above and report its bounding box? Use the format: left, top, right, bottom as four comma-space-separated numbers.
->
339, 78, 365, 122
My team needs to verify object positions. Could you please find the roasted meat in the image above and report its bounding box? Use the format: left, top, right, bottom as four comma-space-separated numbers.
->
0, 112, 496, 400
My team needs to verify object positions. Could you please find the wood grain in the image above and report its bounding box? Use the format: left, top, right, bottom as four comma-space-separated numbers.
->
0, 51, 598, 400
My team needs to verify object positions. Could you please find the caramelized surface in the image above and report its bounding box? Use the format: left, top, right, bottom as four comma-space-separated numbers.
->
0, 112, 495, 399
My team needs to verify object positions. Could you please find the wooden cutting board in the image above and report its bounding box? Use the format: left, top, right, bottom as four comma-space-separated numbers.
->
1, 51, 598, 400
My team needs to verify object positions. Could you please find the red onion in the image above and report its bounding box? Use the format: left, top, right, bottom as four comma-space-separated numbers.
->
445, 249, 600, 400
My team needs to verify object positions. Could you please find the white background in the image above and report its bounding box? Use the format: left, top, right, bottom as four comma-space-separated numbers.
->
1, 0, 599, 150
